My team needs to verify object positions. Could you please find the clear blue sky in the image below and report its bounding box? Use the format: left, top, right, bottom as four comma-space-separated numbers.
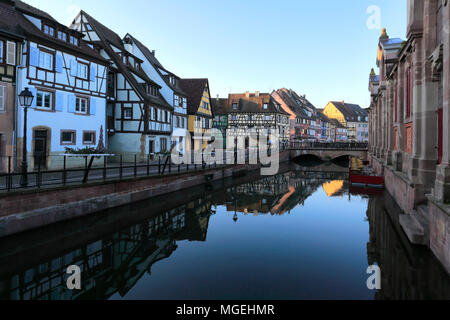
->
23, 0, 406, 109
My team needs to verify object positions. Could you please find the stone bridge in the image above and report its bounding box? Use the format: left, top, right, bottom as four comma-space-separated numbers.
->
289, 142, 368, 162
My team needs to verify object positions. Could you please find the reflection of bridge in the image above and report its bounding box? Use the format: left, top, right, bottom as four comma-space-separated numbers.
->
290, 142, 368, 161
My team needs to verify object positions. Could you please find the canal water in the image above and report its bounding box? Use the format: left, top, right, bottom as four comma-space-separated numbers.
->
0, 164, 448, 300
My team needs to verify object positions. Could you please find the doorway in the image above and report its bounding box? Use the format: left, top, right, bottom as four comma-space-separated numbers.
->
149, 139, 155, 160
34, 130, 47, 169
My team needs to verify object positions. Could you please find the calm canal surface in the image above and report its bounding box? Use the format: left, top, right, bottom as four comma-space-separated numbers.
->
0, 165, 449, 300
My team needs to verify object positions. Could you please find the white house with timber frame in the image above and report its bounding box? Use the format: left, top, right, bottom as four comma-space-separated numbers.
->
123, 34, 189, 155
12, 0, 108, 170
70, 11, 174, 160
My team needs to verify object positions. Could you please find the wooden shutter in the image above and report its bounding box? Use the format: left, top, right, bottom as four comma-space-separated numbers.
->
90, 64, 96, 82
29, 47, 39, 67
55, 54, 64, 73
55, 92, 64, 111
70, 59, 78, 77
6, 41, 16, 65
90, 98, 96, 115
68, 94, 76, 113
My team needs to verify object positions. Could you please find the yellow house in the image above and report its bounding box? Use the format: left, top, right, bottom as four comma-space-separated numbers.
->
179, 78, 214, 150
323, 101, 368, 142
323, 101, 348, 127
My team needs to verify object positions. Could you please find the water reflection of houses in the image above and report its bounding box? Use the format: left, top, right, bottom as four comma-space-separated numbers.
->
223, 171, 338, 216
0, 197, 214, 300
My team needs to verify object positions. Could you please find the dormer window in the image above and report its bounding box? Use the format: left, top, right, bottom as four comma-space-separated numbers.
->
169, 76, 176, 86
43, 25, 55, 37
147, 85, 158, 96
57, 31, 67, 42
70, 36, 79, 46
232, 103, 238, 110
263, 104, 268, 110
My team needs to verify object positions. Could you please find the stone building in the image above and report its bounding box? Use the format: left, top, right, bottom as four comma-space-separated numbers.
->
368, 0, 449, 274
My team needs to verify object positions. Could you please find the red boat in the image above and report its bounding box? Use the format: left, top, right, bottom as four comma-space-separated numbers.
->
349, 157, 384, 189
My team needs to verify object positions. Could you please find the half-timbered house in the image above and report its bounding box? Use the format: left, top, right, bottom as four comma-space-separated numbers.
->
10, 1, 109, 170
122, 34, 189, 155
70, 11, 173, 159
0, 1, 24, 173
178, 79, 214, 151
219, 92, 290, 150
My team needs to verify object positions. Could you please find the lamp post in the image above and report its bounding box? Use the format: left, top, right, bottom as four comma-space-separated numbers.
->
18, 88, 34, 187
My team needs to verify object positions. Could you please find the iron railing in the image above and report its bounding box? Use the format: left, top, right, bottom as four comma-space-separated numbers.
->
0, 154, 225, 193
290, 141, 369, 150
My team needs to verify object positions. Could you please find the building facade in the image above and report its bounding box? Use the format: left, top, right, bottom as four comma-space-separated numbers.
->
323, 101, 369, 142
219, 92, 290, 150
0, 2, 23, 173
71, 11, 173, 159
271, 88, 324, 141
6, 1, 109, 170
211, 97, 228, 149
123, 34, 189, 155
179, 78, 213, 151
368, 0, 450, 274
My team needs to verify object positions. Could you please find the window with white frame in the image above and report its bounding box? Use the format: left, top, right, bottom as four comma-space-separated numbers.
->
75, 96, 88, 114
39, 50, 53, 70
83, 131, 96, 145
61, 131, 75, 145
77, 62, 88, 79
36, 90, 53, 110
174, 95, 179, 107
0, 85, 5, 111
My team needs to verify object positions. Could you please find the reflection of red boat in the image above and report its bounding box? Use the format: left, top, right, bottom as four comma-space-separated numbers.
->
349, 157, 384, 189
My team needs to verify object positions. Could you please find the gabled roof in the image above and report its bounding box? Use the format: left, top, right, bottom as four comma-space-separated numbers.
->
273, 88, 314, 119
217, 93, 289, 115
0, 1, 107, 64
12, 0, 55, 22
178, 78, 211, 116
77, 11, 171, 109
124, 33, 187, 97
211, 98, 228, 116
330, 101, 368, 122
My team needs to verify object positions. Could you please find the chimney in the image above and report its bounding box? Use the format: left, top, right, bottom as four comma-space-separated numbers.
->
245, 91, 250, 98
255, 91, 260, 97
151, 50, 155, 56
216, 94, 219, 102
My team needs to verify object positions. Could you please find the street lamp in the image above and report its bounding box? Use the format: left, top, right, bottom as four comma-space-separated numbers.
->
18, 88, 34, 187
